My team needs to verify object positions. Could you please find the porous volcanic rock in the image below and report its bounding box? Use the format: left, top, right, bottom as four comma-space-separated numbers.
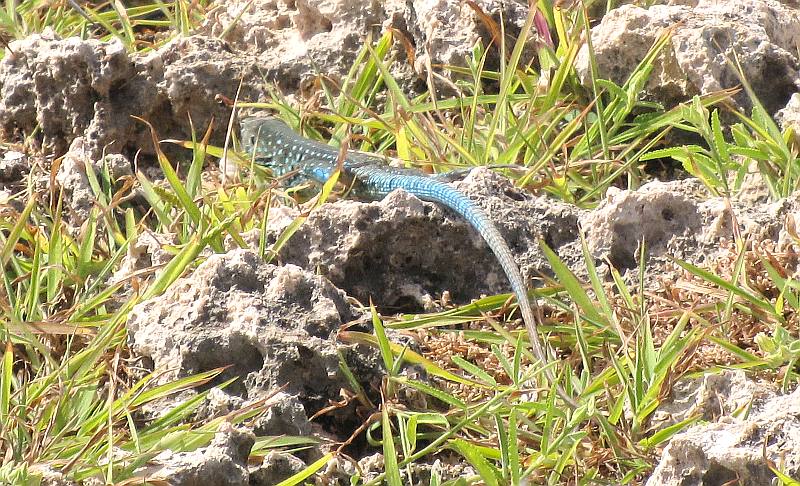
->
575, 0, 800, 121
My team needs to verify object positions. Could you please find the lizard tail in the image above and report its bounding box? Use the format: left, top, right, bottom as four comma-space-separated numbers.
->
354, 169, 559, 382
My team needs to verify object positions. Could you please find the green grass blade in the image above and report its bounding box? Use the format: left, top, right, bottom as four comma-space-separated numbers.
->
1, 195, 36, 267
274, 453, 333, 486
540, 240, 602, 323
451, 439, 499, 486
382, 407, 403, 486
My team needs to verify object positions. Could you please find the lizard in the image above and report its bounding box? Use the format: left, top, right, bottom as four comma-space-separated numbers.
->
239, 116, 576, 407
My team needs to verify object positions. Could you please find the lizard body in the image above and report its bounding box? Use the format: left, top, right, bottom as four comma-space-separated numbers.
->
240, 116, 572, 405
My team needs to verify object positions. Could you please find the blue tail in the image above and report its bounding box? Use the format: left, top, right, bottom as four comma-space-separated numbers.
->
352, 166, 549, 367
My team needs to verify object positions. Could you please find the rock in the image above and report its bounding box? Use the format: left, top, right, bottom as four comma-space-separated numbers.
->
138, 425, 254, 486
250, 451, 308, 486
202, 0, 548, 95
575, 0, 800, 115
577, 178, 800, 283
646, 375, 800, 485
0, 31, 266, 159
112, 231, 178, 285
776, 91, 800, 134
649, 370, 769, 433
50, 137, 137, 233
146, 35, 264, 149
389, 0, 544, 77
127, 249, 367, 417
0, 29, 137, 156
202, 0, 385, 94
269, 167, 581, 310
54, 137, 99, 229
581, 180, 703, 271
0, 150, 28, 183
255, 391, 312, 436
197, 387, 246, 419
727, 160, 772, 205
102, 153, 132, 180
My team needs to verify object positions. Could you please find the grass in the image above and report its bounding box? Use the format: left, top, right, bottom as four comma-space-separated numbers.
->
2, 0, 800, 484
0, 0, 210, 55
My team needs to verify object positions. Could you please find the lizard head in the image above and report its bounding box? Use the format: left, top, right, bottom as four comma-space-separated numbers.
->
238, 116, 297, 173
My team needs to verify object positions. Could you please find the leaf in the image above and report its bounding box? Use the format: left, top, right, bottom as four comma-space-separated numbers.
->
450, 439, 500, 486
540, 241, 602, 323
274, 453, 333, 486
339, 331, 485, 387
382, 408, 403, 486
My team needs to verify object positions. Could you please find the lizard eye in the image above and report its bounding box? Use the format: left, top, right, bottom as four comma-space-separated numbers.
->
249, 135, 256, 146
257, 155, 273, 166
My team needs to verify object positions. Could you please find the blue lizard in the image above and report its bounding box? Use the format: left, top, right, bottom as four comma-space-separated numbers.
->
239, 116, 574, 406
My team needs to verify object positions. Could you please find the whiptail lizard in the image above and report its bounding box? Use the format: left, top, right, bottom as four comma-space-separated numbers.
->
239, 116, 576, 407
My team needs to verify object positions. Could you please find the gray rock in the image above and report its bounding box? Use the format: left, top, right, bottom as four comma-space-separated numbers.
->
54, 136, 99, 229
112, 231, 179, 286
0, 150, 28, 183
102, 153, 132, 180
387, 0, 543, 77
146, 35, 265, 150
777, 91, 800, 134
127, 249, 364, 413
578, 178, 800, 281
0, 31, 266, 159
268, 167, 581, 310
0, 29, 136, 156
250, 451, 308, 486
646, 375, 800, 486
139, 425, 254, 486
256, 391, 312, 436
575, 0, 800, 115
197, 387, 246, 419
649, 370, 769, 433
581, 180, 703, 271
52, 138, 135, 234
202, 0, 386, 94
202, 0, 547, 95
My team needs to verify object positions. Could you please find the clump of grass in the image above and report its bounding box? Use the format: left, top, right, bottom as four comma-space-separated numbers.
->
0, 0, 211, 55
0, 118, 300, 483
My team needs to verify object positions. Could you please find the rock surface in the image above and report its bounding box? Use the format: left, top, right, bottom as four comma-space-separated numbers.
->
0, 150, 28, 184
250, 451, 308, 485
201, 0, 386, 94
137, 425, 254, 485
581, 181, 703, 271
53, 137, 119, 231
267, 167, 581, 310
580, 179, 800, 278
646, 372, 800, 486
0, 31, 267, 158
777, 92, 800, 135
575, 0, 800, 121
202, 0, 548, 94
0, 1, 548, 161
648, 370, 770, 434
127, 249, 371, 420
